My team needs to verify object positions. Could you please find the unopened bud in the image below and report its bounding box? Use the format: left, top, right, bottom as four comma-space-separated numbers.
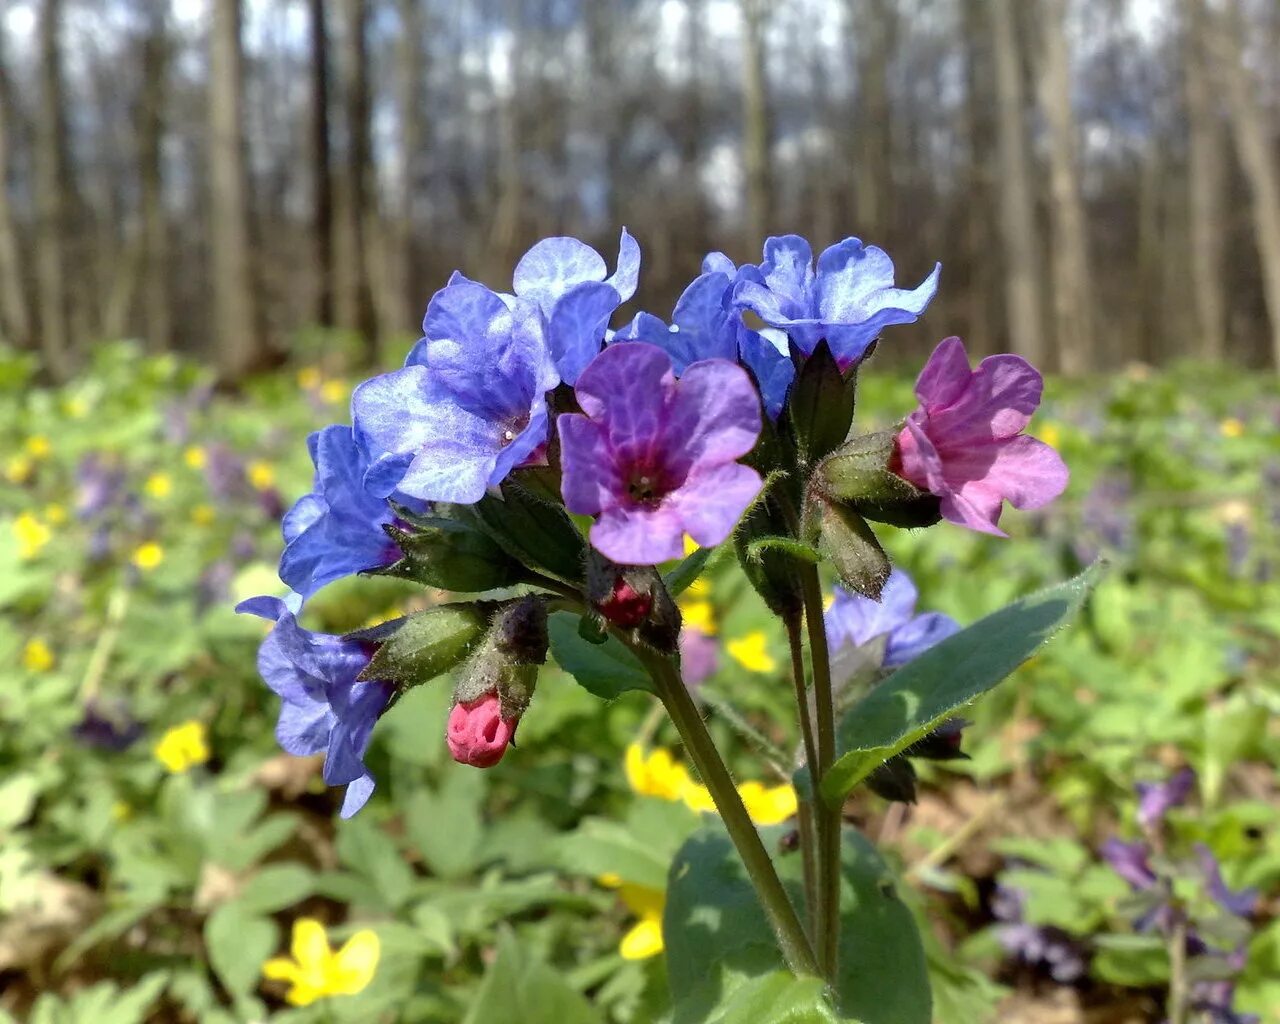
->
584, 551, 679, 651
447, 692, 517, 767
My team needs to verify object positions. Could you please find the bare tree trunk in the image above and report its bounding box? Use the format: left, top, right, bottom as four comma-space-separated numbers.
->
309, 0, 335, 327
740, 0, 773, 247
0, 54, 29, 349
1036, 0, 1093, 375
987, 0, 1046, 364
1211, 0, 1280, 367
35, 0, 71, 379
139, 1, 171, 352
1182, 0, 1226, 361
392, 0, 424, 331
847, 0, 895, 241
679, 0, 709, 257
209, 0, 261, 380
961, 0, 997, 351
335, 0, 377, 358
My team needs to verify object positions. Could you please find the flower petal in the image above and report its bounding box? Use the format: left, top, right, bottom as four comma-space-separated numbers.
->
547, 281, 622, 384
513, 236, 608, 314
669, 462, 763, 548
333, 929, 381, 993
291, 918, 331, 969
590, 503, 685, 564
619, 916, 664, 960
606, 227, 641, 302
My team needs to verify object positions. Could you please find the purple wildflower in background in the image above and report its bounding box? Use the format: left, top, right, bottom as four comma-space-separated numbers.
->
558, 342, 762, 564
614, 255, 795, 419
72, 700, 143, 752
679, 627, 719, 693
1101, 838, 1158, 891
731, 235, 940, 370
1076, 472, 1134, 563
1136, 766, 1195, 829
511, 229, 640, 383
235, 595, 392, 817
990, 883, 1088, 983
353, 279, 558, 504
279, 425, 400, 599
204, 443, 247, 501
75, 454, 125, 520
1195, 844, 1259, 919
893, 337, 1069, 536
824, 568, 959, 669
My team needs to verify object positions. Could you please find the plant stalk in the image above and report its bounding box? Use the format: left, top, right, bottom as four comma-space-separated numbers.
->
785, 613, 821, 942
631, 644, 821, 979
799, 565, 842, 982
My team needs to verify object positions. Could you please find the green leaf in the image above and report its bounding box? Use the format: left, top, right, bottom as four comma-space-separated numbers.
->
468, 481, 586, 584
746, 536, 822, 565
664, 545, 714, 597
335, 817, 416, 911
664, 825, 929, 1024
1090, 933, 1169, 987
0, 773, 38, 831
462, 931, 602, 1024
234, 863, 314, 915
704, 971, 845, 1024
547, 611, 654, 698
204, 905, 277, 998
405, 771, 485, 880
820, 564, 1103, 806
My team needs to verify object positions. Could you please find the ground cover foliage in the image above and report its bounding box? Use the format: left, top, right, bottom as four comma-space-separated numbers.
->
1, 341, 1276, 1023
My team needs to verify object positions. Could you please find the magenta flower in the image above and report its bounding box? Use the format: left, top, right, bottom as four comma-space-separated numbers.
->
892, 337, 1068, 536
558, 343, 763, 564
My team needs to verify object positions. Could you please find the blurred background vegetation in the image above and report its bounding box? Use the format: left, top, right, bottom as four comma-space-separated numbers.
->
0, 1, 1278, 1023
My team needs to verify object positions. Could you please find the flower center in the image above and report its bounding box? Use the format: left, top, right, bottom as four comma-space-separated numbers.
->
624, 460, 674, 507
499, 412, 530, 447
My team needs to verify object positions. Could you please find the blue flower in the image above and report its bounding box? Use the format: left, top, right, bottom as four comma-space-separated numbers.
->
279, 425, 400, 599
824, 568, 958, 669
353, 279, 558, 504
732, 235, 940, 369
1135, 766, 1195, 829
614, 254, 795, 418
236, 595, 392, 818
512, 229, 640, 383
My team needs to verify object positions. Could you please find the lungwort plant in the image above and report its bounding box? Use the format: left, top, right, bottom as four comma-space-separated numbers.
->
238, 231, 1096, 1022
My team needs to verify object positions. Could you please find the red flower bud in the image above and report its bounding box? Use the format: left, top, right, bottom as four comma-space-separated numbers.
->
599, 578, 653, 628
447, 693, 517, 768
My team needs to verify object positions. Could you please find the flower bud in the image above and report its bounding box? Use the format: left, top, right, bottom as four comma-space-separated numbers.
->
584, 552, 680, 652
447, 693, 517, 767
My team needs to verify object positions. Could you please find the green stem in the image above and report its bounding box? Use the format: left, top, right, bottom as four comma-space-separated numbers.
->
785, 614, 821, 942
1167, 908, 1189, 1024
631, 644, 820, 979
799, 566, 841, 982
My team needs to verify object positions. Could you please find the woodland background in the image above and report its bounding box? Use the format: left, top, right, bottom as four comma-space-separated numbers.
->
1, 0, 1279, 382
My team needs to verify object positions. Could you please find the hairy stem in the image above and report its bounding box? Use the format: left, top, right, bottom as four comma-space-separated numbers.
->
631, 643, 821, 979
799, 566, 842, 982
785, 613, 821, 942
1167, 912, 1189, 1024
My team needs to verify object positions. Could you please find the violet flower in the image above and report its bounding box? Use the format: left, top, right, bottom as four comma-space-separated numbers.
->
511, 229, 640, 383
1136, 767, 1196, 829
679, 627, 719, 693
824, 568, 959, 669
991, 883, 1088, 983
892, 337, 1069, 536
731, 235, 940, 370
235, 595, 392, 817
353, 279, 558, 504
279, 425, 401, 599
558, 342, 763, 564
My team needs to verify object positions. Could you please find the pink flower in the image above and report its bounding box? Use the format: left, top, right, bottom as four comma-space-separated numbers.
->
446, 693, 517, 768
892, 338, 1068, 536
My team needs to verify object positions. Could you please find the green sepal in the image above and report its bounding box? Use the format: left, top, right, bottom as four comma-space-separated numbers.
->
811, 498, 889, 600
733, 491, 803, 617
467, 480, 586, 584
814, 431, 941, 529
358, 603, 488, 688
786, 340, 856, 466
453, 596, 549, 718
377, 519, 526, 592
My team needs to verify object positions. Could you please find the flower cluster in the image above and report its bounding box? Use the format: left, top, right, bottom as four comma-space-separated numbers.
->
239, 229, 1067, 818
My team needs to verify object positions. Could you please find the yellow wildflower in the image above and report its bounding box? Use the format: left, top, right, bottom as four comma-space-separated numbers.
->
144, 473, 172, 500
1219, 417, 1245, 439
191, 504, 216, 526
1037, 423, 1061, 449
737, 781, 799, 826
132, 542, 164, 571
184, 446, 208, 470
24, 435, 51, 459
44, 504, 67, 524
5, 454, 32, 483
153, 721, 210, 773
599, 877, 665, 961
14, 513, 52, 559
247, 461, 276, 491
22, 638, 55, 672
297, 366, 323, 390
726, 631, 777, 674
624, 744, 692, 802
320, 379, 348, 405
65, 395, 90, 419
679, 600, 717, 636
684, 576, 711, 599
263, 918, 380, 1006
682, 535, 700, 557
683, 783, 717, 814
